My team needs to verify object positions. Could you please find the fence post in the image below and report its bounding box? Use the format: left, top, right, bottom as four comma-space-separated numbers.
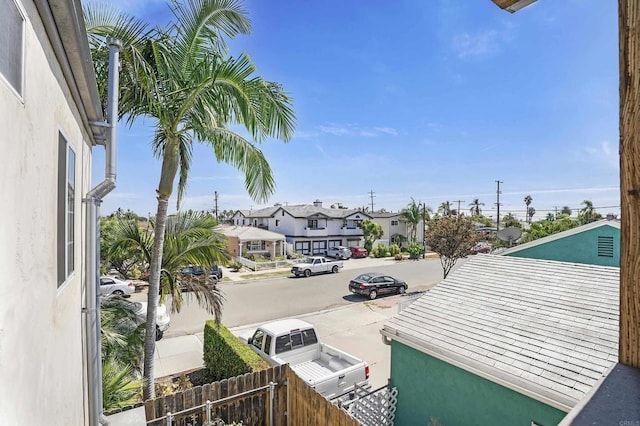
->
269, 381, 276, 426
285, 379, 290, 426
206, 400, 212, 424
166, 412, 173, 426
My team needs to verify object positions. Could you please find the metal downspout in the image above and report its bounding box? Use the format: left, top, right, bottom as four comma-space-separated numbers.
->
84, 37, 121, 426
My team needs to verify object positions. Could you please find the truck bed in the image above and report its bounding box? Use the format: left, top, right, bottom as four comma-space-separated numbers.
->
293, 355, 355, 383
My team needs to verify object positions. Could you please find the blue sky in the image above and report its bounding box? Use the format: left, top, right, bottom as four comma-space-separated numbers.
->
94, 0, 619, 222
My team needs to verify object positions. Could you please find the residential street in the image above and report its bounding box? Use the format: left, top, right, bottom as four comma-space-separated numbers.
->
145, 256, 455, 335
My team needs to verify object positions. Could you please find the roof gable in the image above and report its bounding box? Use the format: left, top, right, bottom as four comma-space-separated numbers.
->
383, 255, 619, 409
499, 219, 620, 256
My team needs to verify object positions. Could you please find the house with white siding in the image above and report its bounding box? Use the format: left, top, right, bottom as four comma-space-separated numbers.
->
1, 0, 113, 423
232, 200, 372, 254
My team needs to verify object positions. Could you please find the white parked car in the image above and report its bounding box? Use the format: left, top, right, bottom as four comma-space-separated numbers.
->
325, 246, 352, 260
133, 301, 171, 341
99, 276, 135, 296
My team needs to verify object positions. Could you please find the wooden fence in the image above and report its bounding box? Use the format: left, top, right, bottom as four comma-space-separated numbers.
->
144, 364, 361, 426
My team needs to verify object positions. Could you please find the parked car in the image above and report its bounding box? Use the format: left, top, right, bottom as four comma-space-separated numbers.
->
182, 265, 223, 280
349, 246, 368, 258
348, 272, 408, 300
133, 301, 171, 341
209, 265, 223, 280
325, 246, 351, 260
99, 276, 135, 296
470, 243, 491, 254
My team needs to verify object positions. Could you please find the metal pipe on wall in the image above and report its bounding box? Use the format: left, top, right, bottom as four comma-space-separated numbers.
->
84, 36, 121, 426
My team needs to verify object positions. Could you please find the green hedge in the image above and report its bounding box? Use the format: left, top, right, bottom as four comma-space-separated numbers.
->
203, 321, 269, 381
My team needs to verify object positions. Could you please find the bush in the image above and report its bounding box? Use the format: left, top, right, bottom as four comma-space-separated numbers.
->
372, 243, 389, 258
203, 321, 269, 382
230, 261, 243, 272
388, 244, 401, 256
394, 253, 404, 261
407, 242, 423, 259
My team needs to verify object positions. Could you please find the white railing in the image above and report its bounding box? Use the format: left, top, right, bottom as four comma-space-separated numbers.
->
397, 293, 424, 313
236, 256, 300, 271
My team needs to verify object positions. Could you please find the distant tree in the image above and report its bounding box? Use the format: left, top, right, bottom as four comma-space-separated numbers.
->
527, 207, 536, 223
578, 200, 602, 224
468, 199, 484, 216
502, 213, 521, 228
425, 216, 482, 278
377, 208, 388, 213
561, 206, 572, 216
524, 195, 533, 223
400, 198, 431, 243
472, 215, 492, 227
361, 219, 383, 253
546, 212, 555, 221
522, 215, 578, 243
438, 201, 452, 217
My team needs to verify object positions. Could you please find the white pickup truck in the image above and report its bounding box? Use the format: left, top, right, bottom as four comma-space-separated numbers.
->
239, 319, 369, 399
291, 256, 343, 277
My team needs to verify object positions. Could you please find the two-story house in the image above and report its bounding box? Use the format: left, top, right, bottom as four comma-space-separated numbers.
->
232, 200, 373, 254
370, 212, 426, 247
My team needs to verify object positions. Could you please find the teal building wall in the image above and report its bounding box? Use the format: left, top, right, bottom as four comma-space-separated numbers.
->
391, 341, 567, 426
504, 225, 619, 267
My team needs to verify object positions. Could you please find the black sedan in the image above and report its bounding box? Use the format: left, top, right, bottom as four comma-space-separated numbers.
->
349, 272, 408, 300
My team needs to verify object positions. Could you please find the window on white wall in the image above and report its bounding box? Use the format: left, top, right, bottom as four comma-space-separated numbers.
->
0, 0, 24, 95
57, 134, 75, 287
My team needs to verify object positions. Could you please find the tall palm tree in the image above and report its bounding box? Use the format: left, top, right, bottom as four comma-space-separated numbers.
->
524, 195, 533, 223
86, 0, 295, 399
468, 198, 484, 216
580, 199, 595, 224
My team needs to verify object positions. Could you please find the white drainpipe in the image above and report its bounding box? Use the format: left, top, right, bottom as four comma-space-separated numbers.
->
84, 37, 121, 426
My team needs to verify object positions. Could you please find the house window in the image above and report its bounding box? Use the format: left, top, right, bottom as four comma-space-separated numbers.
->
308, 219, 318, 229
242, 219, 245, 225
0, 0, 24, 95
248, 240, 265, 251
391, 220, 399, 226
57, 134, 75, 287
295, 241, 310, 255
312, 240, 327, 254
276, 220, 280, 226
597, 236, 614, 257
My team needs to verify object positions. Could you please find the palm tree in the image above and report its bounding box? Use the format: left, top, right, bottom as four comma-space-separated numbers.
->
438, 201, 452, 217
400, 198, 430, 242
110, 211, 229, 315
524, 195, 533, 223
86, 0, 295, 399
561, 206, 572, 216
468, 198, 484, 216
580, 200, 595, 222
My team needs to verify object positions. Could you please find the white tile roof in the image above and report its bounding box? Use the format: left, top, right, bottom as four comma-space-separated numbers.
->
382, 255, 619, 410
220, 225, 286, 241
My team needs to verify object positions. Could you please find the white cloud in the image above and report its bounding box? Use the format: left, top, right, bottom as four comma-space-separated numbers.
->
584, 140, 618, 169
452, 23, 514, 60
318, 124, 399, 138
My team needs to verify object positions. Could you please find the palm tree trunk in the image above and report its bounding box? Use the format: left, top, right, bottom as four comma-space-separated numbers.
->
142, 195, 168, 400
142, 143, 179, 400
619, 0, 640, 368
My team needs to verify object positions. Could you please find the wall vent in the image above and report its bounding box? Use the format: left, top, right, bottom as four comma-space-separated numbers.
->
597, 236, 614, 257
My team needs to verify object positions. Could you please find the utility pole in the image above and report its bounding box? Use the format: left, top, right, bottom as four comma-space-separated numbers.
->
554, 206, 558, 220
214, 191, 219, 221
453, 199, 465, 218
369, 190, 375, 213
495, 180, 503, 231
422, 202, 427, 259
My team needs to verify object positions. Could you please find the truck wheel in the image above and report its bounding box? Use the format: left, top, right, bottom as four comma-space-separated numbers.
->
332, 265, 339, 273
304, 269, 311, 277
369, 289, 378, 300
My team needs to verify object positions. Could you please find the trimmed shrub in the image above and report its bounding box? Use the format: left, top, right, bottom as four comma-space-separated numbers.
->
372, 243, 389, 258
407, 242, 423, 259
203, 321, 269, 382
388, 244, 401, 256
394, 253, 404, 261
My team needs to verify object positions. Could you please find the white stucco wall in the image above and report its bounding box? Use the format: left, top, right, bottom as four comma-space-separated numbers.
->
0, 1, 91, 423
